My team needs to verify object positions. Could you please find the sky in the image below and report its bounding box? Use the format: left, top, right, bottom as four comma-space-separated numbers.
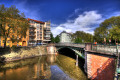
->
0, 0, 120, 36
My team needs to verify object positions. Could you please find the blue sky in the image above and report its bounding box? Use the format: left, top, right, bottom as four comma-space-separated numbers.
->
0, 0, 120, 36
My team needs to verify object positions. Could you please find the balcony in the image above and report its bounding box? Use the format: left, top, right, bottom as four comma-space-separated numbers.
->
29, 38, 35, 41
44, 32, 51, 34
45, 28, 50, 30
43, 39, 51, 41
29, 30, 36, 33
44, 29, 50, 32
44, 35, 50, 38
44, 37, 50, 40
29, 35, 36, 37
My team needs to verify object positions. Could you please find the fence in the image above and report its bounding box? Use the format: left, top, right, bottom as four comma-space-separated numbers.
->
91, 44, 120, 56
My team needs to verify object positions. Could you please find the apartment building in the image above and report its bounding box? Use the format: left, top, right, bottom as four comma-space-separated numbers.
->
28, 18, 51, 46
0, 18, 51, 47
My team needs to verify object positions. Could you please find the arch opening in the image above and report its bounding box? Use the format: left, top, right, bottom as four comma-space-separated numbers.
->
57, 47, 85, 70
58, 47, 76, 59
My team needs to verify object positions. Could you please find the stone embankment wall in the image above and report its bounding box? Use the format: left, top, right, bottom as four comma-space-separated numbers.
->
86, 52, 115, 80
1, 46, 47, 62
47, 44, 57, 54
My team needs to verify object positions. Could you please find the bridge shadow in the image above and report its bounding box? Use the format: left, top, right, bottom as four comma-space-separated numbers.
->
58, 47, 85, 73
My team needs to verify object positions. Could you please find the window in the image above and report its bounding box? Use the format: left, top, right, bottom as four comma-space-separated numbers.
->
37, 27, 39, 30
36, 24, 40, 27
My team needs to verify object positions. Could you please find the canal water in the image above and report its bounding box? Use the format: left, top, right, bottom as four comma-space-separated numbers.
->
0, 54, 87, 80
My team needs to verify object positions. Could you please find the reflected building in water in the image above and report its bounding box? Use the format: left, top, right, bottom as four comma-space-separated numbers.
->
0, 55, 57, 80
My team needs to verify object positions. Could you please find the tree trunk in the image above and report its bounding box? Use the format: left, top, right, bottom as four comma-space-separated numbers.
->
4, 38, 7, 48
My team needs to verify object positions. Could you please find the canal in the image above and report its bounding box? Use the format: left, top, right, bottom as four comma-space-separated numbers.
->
0, 54, 87, 80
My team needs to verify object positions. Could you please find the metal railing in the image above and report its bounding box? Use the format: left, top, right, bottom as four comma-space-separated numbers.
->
91, 44, 119, 55
55, 43, 85, 48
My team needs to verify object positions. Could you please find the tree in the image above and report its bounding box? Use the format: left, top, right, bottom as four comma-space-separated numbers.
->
74, 37, 82, 43
72, 31, 93, 43
109, 25, 120, 43
50, 33, 55, 43
0, 4, 29, 48
94, 16, 120, 43
55, 35, 60, 43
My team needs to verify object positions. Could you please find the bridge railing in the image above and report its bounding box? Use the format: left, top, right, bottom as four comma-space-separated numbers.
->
55, 43, 85, 48
90, 44, 119, 55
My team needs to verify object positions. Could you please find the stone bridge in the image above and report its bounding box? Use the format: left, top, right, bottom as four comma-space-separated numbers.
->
47, 43, 120, 80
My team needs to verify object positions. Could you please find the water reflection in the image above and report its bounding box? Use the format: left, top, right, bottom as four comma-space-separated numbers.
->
0, 54, 87, 80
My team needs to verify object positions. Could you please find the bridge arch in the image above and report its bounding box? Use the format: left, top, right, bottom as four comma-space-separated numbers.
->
57, 47, 85, 59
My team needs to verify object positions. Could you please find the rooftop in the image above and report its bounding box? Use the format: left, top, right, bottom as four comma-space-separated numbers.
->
28, 18, 45, 24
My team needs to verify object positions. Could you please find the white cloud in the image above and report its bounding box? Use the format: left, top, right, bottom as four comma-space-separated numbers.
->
51, 11, 104, 37
68, 8, 81, 18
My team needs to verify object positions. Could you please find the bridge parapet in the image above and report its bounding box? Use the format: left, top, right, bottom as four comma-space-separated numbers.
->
55, 43, 85, 48
85, 43, 119, 56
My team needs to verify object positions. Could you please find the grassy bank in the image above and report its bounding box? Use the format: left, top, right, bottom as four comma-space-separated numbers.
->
0, 46, 47, 62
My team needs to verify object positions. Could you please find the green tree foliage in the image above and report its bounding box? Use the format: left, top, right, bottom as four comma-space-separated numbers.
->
72, 31, 93, 43
94, 16, 120, 43
55, 35, 60, 43
0, 4, 29, 48
74, 37, 82, 43
109, 25, 120, 43
50, 33, 55, 43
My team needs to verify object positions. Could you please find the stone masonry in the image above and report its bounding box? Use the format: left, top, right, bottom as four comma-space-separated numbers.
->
86, 52, 115, 80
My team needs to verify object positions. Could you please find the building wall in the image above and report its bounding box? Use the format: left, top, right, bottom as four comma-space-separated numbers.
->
60, 32, 71, 43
